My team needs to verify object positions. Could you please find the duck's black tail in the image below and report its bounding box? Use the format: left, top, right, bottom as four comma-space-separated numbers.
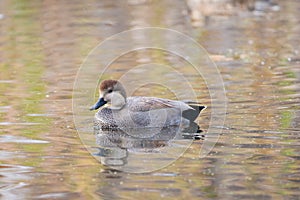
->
182, 103, 206, 122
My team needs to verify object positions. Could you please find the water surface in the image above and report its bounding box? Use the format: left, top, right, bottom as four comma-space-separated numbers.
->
0, 0, 299, 199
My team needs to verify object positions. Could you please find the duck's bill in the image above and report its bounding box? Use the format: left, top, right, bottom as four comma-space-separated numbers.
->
89, 97, 107, 110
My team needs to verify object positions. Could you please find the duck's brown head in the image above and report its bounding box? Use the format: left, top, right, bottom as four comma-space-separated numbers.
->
90, 80, 127, 110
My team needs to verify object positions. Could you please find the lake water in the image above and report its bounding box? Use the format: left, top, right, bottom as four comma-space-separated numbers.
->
0, 0, 299, 199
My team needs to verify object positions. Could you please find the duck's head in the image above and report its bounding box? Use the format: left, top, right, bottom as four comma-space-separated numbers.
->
90, 80, 127, 110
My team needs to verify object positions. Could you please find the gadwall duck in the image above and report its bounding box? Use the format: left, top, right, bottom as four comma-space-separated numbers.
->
90, 80, 205, 129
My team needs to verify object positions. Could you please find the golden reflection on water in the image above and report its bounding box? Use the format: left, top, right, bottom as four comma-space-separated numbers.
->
0, 0, 299, 199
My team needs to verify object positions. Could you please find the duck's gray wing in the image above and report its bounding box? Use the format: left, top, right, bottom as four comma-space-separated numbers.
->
127, 97, 193, 112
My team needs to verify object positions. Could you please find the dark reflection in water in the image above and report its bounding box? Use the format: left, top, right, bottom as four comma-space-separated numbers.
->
94, 124, 202, 172
0, 0, 300, 199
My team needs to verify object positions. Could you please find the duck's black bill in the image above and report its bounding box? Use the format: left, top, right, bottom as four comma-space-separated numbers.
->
89, 98, 107, 110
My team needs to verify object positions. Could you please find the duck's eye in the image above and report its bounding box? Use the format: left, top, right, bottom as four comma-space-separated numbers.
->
108, 89, 113, 93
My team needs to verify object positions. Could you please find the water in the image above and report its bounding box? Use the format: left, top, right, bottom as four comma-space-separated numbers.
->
0, 0, 299, 199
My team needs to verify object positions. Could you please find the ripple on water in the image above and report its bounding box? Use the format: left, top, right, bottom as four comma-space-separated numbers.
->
0, 151, 26, 160
26, 113, 54, 117
0, 80, 15, 83
0, 164, 32, 199
0, 106, 11, 113
36, 192, 80, 199
0, 122, 41, 126
0, 135, 49, 144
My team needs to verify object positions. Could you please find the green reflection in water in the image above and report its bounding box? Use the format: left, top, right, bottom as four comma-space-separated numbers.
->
277, 70, 296, 129
5, 0, 50, 166
280, 111, 292, 129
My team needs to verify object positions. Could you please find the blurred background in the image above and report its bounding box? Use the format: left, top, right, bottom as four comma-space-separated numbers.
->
0, 0, 299, 199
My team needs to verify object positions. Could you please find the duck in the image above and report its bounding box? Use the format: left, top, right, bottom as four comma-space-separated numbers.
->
90, 79, 205, 129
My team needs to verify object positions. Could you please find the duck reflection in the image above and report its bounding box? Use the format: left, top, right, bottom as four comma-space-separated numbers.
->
93, 122, 203, 172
